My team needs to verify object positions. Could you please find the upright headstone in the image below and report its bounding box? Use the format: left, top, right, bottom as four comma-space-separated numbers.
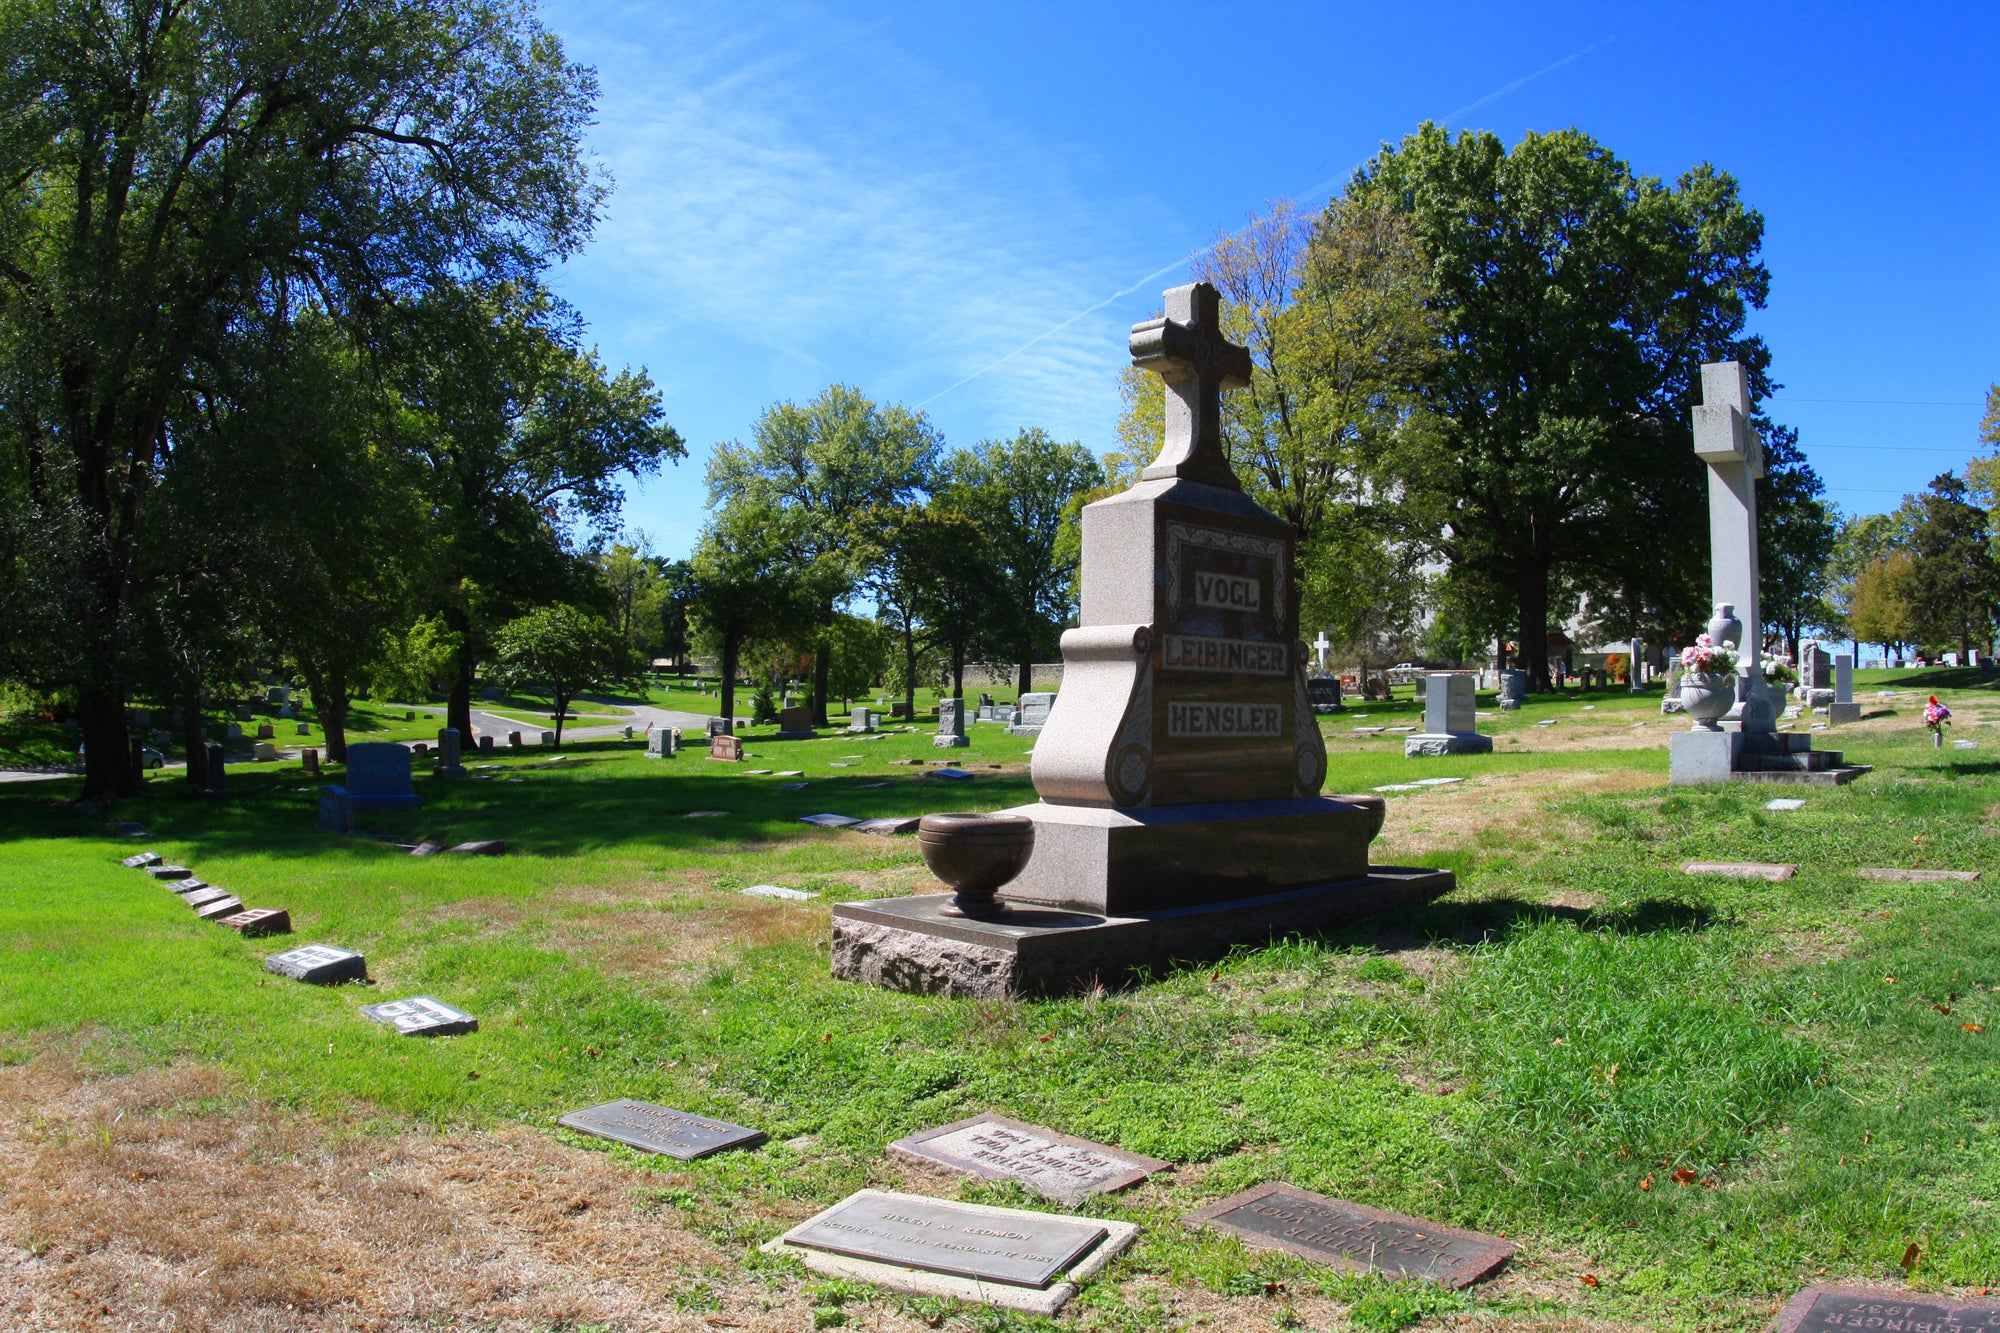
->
1306, 677, 1343, 713
709, 733, 743, 761
646, 727, 677, 758
833, 282, 1448, 997
226, 723, 243, 740
302, 748, 320, 776
848, 707, 876, 733
933, 698, 969, 748
1008, 692, 1054, 736
1828, 653, 1860, 725
776, 705, 814, 739
318, 785, 354, 832
435, 728, 467, 778
477, 734, 494, 753
509, 731, 523, 747
342, 742, 422, 811
539, 730, 556, 745
706, 715, 733, 739
1800, 641, 1834, 704
1628, 638, 1646, 692
200, 742, 227, 800
1496, 670, 1527, 711
1406, 674, 1491, 756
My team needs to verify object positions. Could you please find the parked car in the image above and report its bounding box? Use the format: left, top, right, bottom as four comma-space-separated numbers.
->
75, 744, 167, 769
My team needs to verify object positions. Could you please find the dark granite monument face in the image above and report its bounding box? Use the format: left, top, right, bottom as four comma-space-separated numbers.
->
1772, 1286, 2000, 1333
784, 1192, 1107, 1289
558, 1099, 766, 1160
1188, 1183, 1513, 1288
265, 944, 368, 985
360, 996, 478, 1037
343, 742, 422, 812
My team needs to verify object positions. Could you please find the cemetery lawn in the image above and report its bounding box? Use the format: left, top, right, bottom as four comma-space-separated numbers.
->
2, 687, 1997, 1332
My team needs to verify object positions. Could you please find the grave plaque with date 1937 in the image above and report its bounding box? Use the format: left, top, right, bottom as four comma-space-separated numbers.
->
558, 1098, 766, 1161
1188, 1183, 1513, 1289
1770, 1285, 2000, 1333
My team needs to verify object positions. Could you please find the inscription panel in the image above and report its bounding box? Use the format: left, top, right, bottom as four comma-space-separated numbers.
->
1774, 1285, 2000, 1333
787, 1191, 1107, 1289
1161, 634, 1288, 676
1163, 522, 1284, 643
888, 1114, 1167, 1203
1189, 1183, 1512, 1288
1192, 571, 1261, 612
1166, 701, 1281, 739
559, 1098, 766, 1160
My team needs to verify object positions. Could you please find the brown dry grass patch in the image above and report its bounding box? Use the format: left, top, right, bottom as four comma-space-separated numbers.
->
1374, 768, 1661, 863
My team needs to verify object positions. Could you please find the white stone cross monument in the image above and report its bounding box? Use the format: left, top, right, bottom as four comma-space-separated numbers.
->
1691, 361, 1772, 732
1312, 632, 1331, 672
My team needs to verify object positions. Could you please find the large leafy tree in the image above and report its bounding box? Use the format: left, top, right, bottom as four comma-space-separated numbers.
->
1350, 124, 1771, 689
389, 281, 681, 741
707, 385, 938, 725
943, 430, 1101, 698
490, 604, 632, 748
1906, 473, 1998, 659
0, 0, 603, 799
687, 503, 821, 727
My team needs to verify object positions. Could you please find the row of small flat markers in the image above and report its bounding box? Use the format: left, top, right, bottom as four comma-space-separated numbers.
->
117, 850, 476, 1036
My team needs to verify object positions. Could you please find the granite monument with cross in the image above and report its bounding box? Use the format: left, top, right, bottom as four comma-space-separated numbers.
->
1668, 361, 1869, 786
831, 282, 1453, 996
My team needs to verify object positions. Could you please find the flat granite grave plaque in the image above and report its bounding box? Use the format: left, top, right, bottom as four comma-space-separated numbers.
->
764, 1189, 1139, 1314
1858, 867, 1981, 882
182, 885, 235, 911
360, 996, 478, 1037
122, 851, 162, 869
146, 864, 193, 881
888, 1113, 1167, 1203
265, 944, 367, 985
1682, 860, 1797, 881
1770, 1285, 2000, 1333
194, 896, 246, 921
168, 878, 210, 895
558, 1098, 766, 1160
217, 908, 291, 937
1188, 1183, 1512, 1288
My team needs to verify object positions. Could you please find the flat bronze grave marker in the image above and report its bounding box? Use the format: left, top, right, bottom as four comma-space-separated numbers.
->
1771, 1284, 2000, 1333
765, 1189, 1140, 1314
558, 1098, 766, 1160
889, 1113, 1166, 1203
360, 996, 478, 1036
218, 908, 291, 937
1682, 860, 1797, 881
265, 944, 367, 985
1188, 1183, 1512, 1288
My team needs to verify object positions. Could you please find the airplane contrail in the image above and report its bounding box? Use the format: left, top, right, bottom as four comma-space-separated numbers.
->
914, 37, 1616, 411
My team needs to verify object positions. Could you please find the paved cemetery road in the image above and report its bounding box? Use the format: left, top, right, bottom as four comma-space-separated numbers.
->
407, 702, 711, 745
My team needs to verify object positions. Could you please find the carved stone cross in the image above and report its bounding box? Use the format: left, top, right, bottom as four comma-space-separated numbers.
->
1130, 281, 1252, 488
1312, 632, 1331, 671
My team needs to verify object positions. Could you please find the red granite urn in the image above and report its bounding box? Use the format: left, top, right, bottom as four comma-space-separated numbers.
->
917, 812, 1035, 918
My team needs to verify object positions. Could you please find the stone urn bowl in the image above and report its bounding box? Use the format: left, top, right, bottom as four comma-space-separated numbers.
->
1679, 672, 1736, 731
918, 812, 1035, 918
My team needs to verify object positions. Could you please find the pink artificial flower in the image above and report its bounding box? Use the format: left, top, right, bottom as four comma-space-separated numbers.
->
1924, 695, 1951, 727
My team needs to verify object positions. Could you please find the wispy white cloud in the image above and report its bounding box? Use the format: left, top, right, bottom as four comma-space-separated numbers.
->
546, 0, 1172, 457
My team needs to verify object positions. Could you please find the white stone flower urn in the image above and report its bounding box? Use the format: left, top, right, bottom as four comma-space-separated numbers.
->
1680, 672, 1737, 731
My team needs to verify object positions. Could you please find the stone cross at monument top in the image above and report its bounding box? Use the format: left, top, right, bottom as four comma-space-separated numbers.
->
1131, 283, 1253, 489
1693, 360, 1764, 673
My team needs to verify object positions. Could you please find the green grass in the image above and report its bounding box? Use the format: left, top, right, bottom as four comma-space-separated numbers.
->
3, 692, 1999, 1329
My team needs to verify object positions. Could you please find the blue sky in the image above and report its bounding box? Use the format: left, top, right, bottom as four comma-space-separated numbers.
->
540, 1, 2000, 560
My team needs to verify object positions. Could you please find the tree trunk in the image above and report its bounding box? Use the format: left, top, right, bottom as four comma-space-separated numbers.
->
902, 622, 918, 721
78, 682, 136, 803
720, 630, 741, 726
552, 688, 568, 747
179, 684, 205, 791
449, 639, 474, 740
322, 664, 352, 763
951, 646, 965, 702
1017, 658, 1032, 701
812, 642, 832, 727
1514, 567, 1553, 692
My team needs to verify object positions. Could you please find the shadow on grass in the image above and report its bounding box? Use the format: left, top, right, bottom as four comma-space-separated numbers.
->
1332, 893, 1717, 954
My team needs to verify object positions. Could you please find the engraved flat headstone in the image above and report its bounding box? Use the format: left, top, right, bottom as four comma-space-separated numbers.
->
217, 908, 291, 937
1770, 1285, 2000, 1333
444, 840, 506, 855
799, 813, 861, 827
265, 943, 367, 984
145, 864, 193, 881
122, 851, 162, 869
168, 878, 210, 895
1188, 1183, 1512, 1288
1858, 867, 1981, 882
781, 1190, 1109, 1289
888, 1113, 1167, 1203
182, 885, 236, 911
743, 884, 818, 900
1681, 861, 1796, 881
1764, 798, 1806, 811
360, 996, 478, 1037
852, 816, 921, 836
558, 1098, 766, 1160
194, 896, 246, 921
760, 1184, 1144, 1312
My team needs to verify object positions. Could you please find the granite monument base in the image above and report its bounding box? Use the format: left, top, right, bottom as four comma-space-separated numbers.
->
1827, 702, 1861, 725
831, 867, 1456, 998
991, 795, 1385, 915
1669, 729, 1871, 786
1403, 732, 1493, 758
